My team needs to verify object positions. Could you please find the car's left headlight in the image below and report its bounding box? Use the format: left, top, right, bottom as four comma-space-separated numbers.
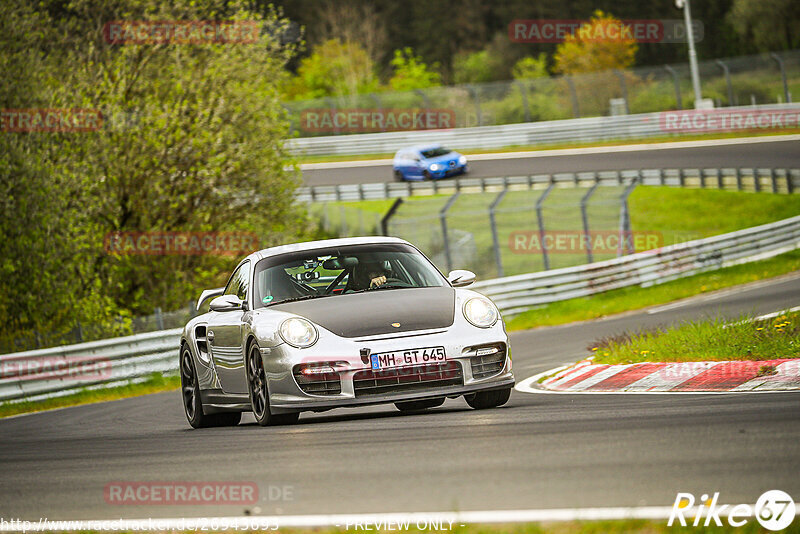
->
463, 297, 498, 328
279, 317, 318, 348
429, 163, 441, 171
458, 155, 467, 165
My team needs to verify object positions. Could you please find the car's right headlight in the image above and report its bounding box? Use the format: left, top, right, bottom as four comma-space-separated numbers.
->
463, 297, 498, 328
458, 155, 467, 165
279, 317, 318, 348
429, 163, 441, 171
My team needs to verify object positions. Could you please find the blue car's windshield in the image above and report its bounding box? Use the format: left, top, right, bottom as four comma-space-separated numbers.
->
420, 147, 451, 158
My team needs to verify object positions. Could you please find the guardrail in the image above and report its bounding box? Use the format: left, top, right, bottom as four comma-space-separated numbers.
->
287, 103, 800, 157
474, 215, 800, 315
297, 167, 800, 203
0, 328, 181, 402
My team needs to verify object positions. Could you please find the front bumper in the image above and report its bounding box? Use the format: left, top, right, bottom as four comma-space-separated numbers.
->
263, 324, 513, 414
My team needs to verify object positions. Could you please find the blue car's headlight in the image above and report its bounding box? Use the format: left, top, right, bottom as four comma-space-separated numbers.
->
429, 163, 441, 171
279, 317, 318, 348
458, 155, 467, 165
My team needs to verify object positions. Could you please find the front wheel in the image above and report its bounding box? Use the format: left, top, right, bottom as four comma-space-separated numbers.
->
180, 345, 241, 428
465, 387, 511, 410
394, 170, 405, 182
246, 343, 299, 426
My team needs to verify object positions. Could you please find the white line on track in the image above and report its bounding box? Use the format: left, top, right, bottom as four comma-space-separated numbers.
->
0, 507, 700, 531
299, 134, 800, 170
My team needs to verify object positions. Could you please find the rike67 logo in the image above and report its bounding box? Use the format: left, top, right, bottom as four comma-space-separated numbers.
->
669, 490, 795, 531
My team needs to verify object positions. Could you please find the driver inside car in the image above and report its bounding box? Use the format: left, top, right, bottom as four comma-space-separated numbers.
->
349, 260, 389, 291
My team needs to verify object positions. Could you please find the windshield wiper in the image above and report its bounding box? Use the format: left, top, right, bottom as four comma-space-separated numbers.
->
350, 284, 409, 294
266, 294, 331, 306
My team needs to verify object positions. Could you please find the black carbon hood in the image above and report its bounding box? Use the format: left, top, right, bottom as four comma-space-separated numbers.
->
271, 287, 455, 338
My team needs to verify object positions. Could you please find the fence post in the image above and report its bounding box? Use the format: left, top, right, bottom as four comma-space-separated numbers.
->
536, 181, 555, 270
381, 198, 404, 236
489, 189, 508, 278
155, 307, 164, 330
663, 65, 682, 110
771, 168, 778, 193
514, 80, 531, 122
754, 168, 761, 192
715, 60, 734, 106
326, 97, 339, 135
787, 168, 794, 194
770, 53, 791, 103
618, 175, 639, 256
565, 76, 580, 118
440, 192, 460, 273
736, 168, 742, 191
466, 85, 482, 127
614, 70, 630, 114
580, 179, 600, 264
369, 93, 386, 132
339, 205, 348, 235
716, 168, 723, 190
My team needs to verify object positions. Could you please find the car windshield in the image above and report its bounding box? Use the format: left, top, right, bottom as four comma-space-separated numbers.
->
253, 243, 447, 308
420, 147, 451, 158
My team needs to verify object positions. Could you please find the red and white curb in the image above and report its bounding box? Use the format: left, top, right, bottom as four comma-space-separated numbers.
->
517, 358, 800, 394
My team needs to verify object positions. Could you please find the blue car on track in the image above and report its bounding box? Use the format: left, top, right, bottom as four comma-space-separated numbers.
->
392, 145, 468, 181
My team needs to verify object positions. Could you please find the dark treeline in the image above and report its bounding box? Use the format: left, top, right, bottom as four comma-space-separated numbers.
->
266, 0, 799, 83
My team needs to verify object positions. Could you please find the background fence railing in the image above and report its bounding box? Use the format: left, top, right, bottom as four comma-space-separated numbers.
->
2, 214, 799, 403
287, 103, 800, 156
284, 50, 800, 140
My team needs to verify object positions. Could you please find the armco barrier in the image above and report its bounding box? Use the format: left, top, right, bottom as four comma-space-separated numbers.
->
473, 215, 800, 315
2, 215, 799, 403
296, 167, 800, 203
286, 103, 800, 157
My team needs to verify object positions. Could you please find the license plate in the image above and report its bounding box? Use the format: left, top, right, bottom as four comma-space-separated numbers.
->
370, 346, 446, 370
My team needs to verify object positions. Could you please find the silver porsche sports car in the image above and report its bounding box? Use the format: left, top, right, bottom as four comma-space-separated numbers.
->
179, 236, 514, 428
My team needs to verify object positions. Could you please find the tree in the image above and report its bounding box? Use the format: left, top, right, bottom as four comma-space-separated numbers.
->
283, 39, 378, 100
0, 0, 310, 347
388, 48, 441, 91
554, 10, 638, 75
727, 0, 800, 51
512, 54, 549, 80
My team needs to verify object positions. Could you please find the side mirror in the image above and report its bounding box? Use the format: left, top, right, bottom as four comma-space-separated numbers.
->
209, 294, 244, 312
196, 287, 224, 311
447, 269, 476, 287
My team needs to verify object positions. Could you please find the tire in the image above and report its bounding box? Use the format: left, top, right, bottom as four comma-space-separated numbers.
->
394, 170, 404, 182
246, 342, 299, 427
422, 170, 432, 180
180, 345, 241, 428
395, 397, 445, 412
465, 387, 511, 410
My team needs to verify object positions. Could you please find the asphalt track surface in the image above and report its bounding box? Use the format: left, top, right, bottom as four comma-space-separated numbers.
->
1, 274, 799, 521
301, 137, 800, 186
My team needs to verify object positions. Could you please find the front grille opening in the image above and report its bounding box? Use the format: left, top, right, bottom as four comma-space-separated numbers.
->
468, 343, 507, 379
293, 364, 342, 395
353, 361, 463, 397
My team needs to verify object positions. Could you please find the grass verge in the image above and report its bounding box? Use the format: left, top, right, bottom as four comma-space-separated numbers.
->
0, 373, 179, 419
505, 249, 800, 331
589, 310, 800, 365
293, 130, 800, 164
